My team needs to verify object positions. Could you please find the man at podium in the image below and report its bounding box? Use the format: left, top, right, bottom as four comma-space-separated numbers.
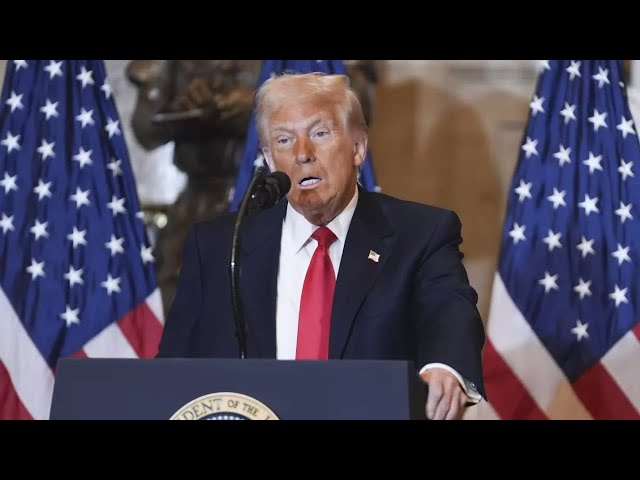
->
157, 72, 487, 420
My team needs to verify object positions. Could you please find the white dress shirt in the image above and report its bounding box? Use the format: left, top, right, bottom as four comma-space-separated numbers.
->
275, 189, 357, 359
275, 188, 481, 403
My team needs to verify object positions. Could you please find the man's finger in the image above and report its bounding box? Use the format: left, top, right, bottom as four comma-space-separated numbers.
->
434, 396, 450, 420
426, 383, 443, 419
433, 378, 456, 420
445, 390, 463, 420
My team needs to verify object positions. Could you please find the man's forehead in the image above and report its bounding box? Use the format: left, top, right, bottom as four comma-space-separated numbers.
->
269, 110, 336, 130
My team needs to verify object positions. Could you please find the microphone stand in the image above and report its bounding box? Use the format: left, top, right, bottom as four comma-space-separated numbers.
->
230, 166, 267, 359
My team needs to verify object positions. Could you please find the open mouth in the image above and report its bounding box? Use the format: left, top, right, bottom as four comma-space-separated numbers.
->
298, 177, 322, 188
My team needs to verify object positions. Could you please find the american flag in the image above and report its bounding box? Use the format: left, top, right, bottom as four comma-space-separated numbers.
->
0, 60, 164, 420
465, 60, 640, 420
228, 60, 380, 211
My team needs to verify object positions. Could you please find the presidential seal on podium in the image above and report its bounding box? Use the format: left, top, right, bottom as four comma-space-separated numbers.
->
170, 392, 279, 420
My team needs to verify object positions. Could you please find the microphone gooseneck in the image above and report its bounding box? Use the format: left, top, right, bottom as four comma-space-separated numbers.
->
230, 167, 291, 359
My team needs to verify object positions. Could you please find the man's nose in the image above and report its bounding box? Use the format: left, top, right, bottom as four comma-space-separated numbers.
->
294, 138, 315, 165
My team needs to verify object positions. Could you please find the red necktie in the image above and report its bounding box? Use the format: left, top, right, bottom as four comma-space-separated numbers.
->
296, 226, 338, 360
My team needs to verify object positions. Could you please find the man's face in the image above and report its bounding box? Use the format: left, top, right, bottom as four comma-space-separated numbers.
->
263, 95, 366, 225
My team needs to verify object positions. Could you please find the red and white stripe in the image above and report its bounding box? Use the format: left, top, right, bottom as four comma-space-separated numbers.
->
0, 287, 55, 420
0, 288, 164, 420
466, 273, 640, 420
82, 289, 164, 358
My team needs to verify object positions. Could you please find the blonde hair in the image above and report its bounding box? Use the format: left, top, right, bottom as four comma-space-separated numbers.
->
255, 72, 367, 147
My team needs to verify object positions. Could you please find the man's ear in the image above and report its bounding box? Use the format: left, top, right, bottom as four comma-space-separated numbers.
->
262, 148, 275, 172
353, 134, 368, 168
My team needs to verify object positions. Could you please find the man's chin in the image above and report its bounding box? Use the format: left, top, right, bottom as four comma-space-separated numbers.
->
292, 191, 325, 210
290, 195, 336, 224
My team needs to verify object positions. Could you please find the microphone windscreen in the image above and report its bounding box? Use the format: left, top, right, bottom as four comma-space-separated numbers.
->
267, 171, 291, 199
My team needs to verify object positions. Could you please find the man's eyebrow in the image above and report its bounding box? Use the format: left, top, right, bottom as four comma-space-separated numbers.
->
270, 125, 293, 134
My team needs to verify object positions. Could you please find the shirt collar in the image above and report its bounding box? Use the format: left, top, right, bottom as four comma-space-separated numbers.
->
283, 188, 359, 254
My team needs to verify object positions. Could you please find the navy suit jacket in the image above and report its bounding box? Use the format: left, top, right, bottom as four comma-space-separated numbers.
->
157, 188, 487, 399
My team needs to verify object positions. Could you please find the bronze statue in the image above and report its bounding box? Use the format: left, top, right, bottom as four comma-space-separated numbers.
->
126, 60, 378, 314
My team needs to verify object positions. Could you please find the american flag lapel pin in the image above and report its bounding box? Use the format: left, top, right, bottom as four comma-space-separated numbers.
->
368, 250, 380, 263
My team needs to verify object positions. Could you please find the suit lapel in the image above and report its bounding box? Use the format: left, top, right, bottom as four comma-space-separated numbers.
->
329, 190, 395, 358
240, 199, 287, 358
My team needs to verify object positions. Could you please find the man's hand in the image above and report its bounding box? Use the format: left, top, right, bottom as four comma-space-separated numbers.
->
420, 368, 467, 420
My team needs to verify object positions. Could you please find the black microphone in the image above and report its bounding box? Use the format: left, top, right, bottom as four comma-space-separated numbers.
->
249, 171, 291, 211
229, 167, 291, 359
